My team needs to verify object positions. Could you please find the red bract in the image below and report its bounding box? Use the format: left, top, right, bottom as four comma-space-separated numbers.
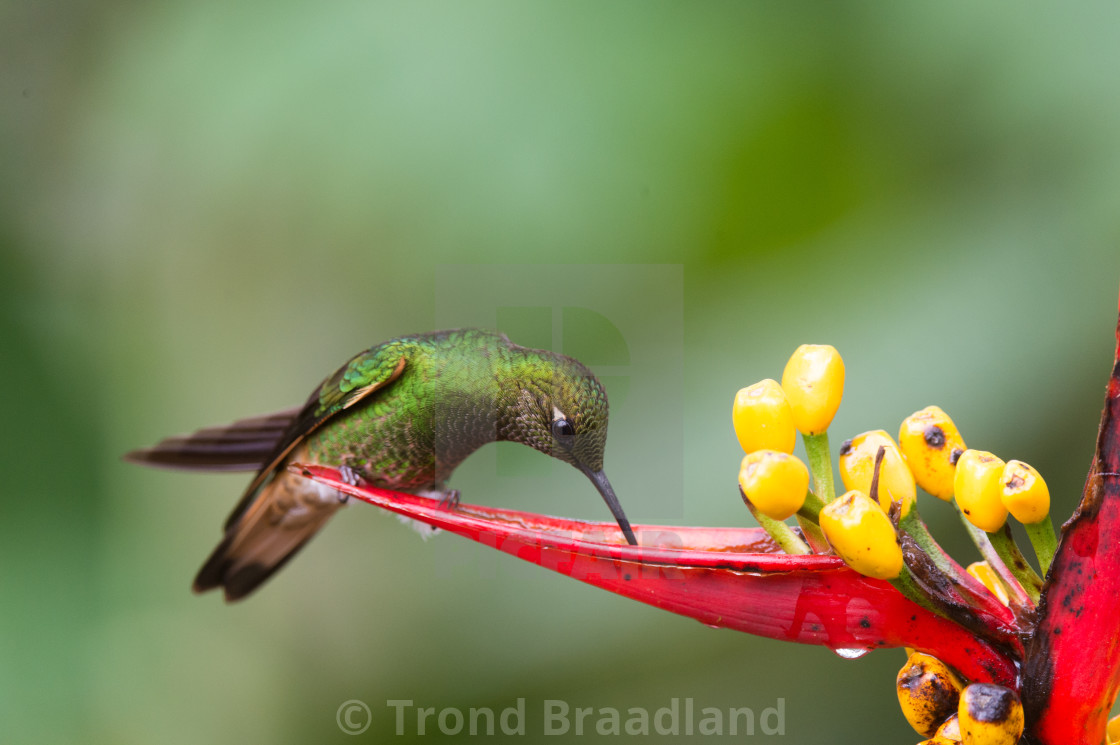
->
293, 468, 1018, 686
1021, 294, 1120, 745
296, 289, 1120, 745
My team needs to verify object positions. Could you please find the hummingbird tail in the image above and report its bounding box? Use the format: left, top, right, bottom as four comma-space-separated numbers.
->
123, 407, 301, 472
193, 469, 345, 601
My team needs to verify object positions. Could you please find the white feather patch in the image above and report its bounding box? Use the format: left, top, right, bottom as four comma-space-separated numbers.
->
396, 514, 443, 539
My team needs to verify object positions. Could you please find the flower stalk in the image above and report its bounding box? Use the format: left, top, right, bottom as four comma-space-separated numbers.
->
984, 524, 1043, 603
1023, 519, 1057, 578
739, 484, 810, 555
803, 432, 837, 503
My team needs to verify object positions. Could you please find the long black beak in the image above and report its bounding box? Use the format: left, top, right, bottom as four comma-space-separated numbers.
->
582, 468, 638, 546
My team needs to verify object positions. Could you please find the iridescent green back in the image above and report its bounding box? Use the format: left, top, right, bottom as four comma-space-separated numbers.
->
304, 329, 608, 491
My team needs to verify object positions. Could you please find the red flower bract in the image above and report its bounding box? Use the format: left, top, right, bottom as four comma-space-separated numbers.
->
1020, 293, 1120, 744
294, 464, 1018, 686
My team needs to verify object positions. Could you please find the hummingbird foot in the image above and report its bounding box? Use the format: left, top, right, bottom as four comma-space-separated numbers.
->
336, 465, 368, 503
438, 489, 461, 511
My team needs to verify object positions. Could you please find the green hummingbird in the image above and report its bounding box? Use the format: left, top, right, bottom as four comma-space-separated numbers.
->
125, 328, 638, 601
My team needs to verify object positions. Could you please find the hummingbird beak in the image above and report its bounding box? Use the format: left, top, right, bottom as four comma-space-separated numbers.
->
581, 467, 639, 546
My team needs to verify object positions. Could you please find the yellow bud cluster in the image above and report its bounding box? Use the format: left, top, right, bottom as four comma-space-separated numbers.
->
732, 379, 796, 455
958, 683, 1024, 745
954, 450, 1008, 533
738, 451, 810, 521
898, 406, 967, 501
781, 344, 845, 435
896, 652, 964, 738
838, 430, 916, 518
819, 490, 903, 580
896, 407, 1052, 534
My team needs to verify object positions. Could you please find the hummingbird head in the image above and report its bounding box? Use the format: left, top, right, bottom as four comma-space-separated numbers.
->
502, 352, 637, 545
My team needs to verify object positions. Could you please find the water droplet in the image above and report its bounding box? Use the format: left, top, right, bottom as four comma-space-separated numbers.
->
830, 646, 871, 660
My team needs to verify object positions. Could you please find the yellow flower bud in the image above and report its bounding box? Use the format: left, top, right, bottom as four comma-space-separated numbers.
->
958, 683, 1024, 745
898, 406, 967, 501
936, 714, 961, 741
781, 344, 845, 435
966, 561, 1010, 607
897, 652, 964, 737
1107, 713, 1120, 745
954, 450, 1008, 533
732, 379, 796, 455
820, 490, 903, 580
917, 737, 960, 745
1000, 460, 1050, 525
838, 430, 916, 518
738, 450, 810, 521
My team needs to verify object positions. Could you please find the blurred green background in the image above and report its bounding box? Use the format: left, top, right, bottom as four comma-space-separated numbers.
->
4, 2, 1120, 743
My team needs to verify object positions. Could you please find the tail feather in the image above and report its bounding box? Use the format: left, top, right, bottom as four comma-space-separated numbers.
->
193, 466, 343, 602
193, 531, 315, 602
124, 408, 301, 472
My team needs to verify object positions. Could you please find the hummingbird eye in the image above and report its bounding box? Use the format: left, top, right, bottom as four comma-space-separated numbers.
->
551, 418, 576, 444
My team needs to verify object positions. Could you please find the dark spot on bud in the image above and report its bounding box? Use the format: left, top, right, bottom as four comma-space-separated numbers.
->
964, 683, 1017, 723
1005, 474, 1025, 490
839, 439, 853, 456
950, 448, 964, 465
859, 617, 871, 629
623, 573, 632, 581
923, 426, 946, 448
899, 665, 923, 691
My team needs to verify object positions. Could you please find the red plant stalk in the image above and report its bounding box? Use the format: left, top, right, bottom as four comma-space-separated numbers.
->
1021, 292, 1120, 745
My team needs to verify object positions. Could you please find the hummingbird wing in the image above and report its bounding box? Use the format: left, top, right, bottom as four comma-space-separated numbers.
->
224, 351, 408, 528
194, 347, 408, 600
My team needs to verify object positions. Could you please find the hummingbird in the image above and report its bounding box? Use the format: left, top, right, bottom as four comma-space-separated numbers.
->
125, 328, 638, 602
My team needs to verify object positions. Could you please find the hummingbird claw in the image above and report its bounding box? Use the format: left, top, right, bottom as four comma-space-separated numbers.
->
438, 489, 461, 511
336, 465, 369, 503
338, 464, 365, 487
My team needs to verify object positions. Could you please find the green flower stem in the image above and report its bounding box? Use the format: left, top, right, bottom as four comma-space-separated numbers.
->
744, 499, 810, 555
793, 489, 829, 553
896, 507, 1000, 598
795, 516, 829, 553
797, 490, 825, 523
954, 508, 1034, 609
802, 432, 836, 503
1024, 518, 1058, 578
985, 524, 1043, 604
898, 509, 956, 574
890, 564, 949, 620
